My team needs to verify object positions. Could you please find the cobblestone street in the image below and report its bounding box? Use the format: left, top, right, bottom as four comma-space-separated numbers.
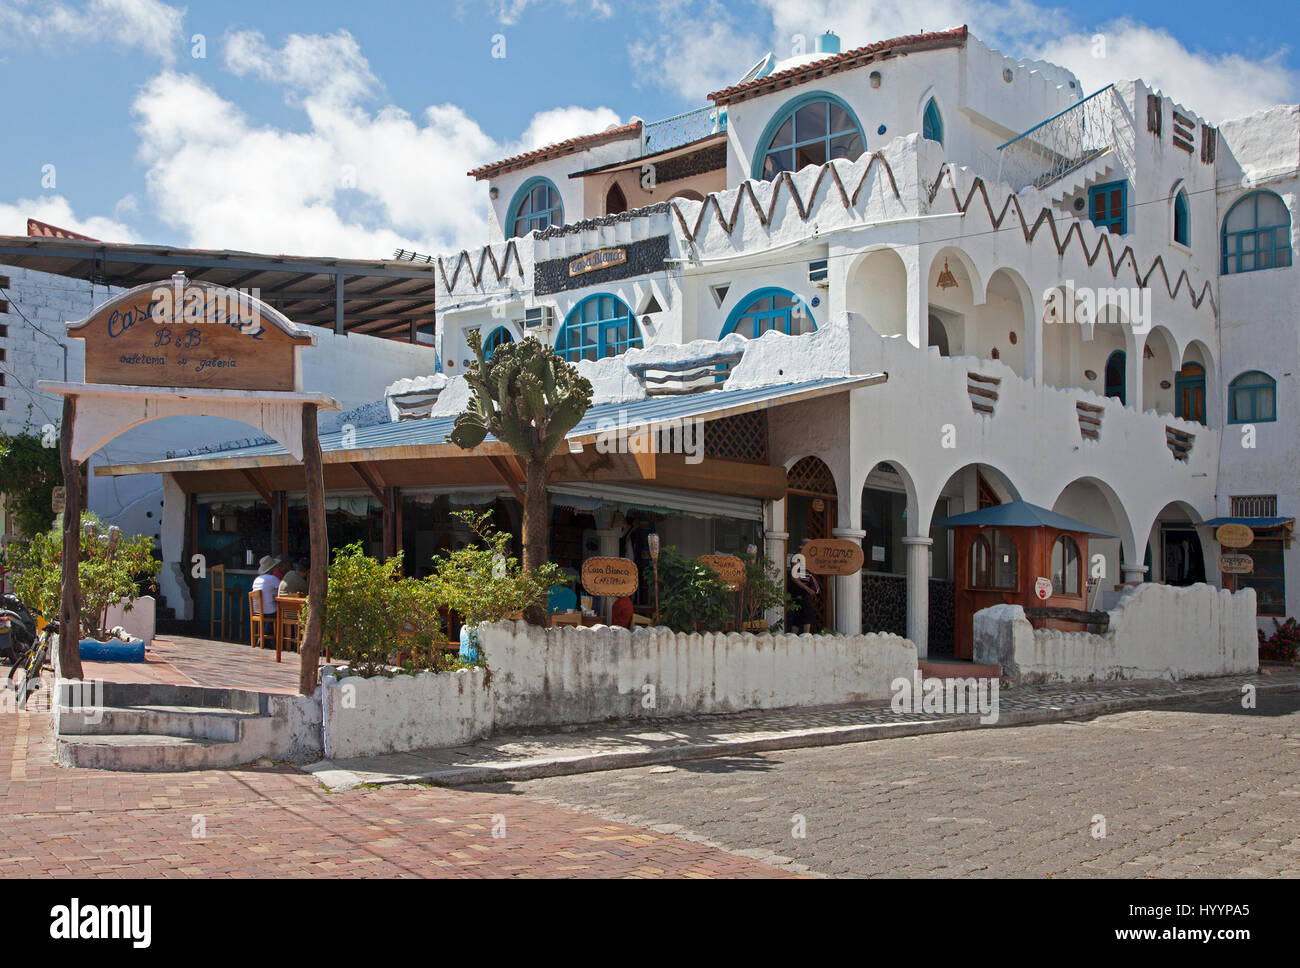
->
487, 691, 1300, 877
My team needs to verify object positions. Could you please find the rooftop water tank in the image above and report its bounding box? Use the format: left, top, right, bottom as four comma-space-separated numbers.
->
816, 31, 841, 55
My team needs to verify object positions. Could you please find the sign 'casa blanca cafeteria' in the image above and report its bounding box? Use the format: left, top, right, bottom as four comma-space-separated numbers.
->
67, 274, 314, 393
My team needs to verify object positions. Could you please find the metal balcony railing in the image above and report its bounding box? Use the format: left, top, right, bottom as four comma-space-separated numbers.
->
995, 85, 1122, 192
643, 105, 728, 155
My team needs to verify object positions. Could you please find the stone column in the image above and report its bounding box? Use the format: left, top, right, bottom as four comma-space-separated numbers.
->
1121, 564, 1148, 587
903, 535, 933, 657
832, 526, 866, 635
159, 473, 193, 621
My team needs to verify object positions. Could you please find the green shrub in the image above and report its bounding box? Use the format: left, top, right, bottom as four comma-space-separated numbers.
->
0, 426, 63, 539
649, 546, 733, 633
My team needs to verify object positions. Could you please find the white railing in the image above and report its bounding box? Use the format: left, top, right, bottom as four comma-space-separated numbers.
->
643, 105, 728, 155
995, 85, 1122, 192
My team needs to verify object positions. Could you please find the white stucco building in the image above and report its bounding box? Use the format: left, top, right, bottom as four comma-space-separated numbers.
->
419, 25, 1295, 644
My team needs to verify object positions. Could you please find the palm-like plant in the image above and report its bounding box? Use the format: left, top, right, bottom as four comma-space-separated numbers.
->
450, 331, 593, 620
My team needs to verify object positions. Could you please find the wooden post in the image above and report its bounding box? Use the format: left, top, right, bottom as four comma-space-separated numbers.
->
270, 490, 284, 557
58, 395, 84, 680
382, 486, 398, 562
298, 404, 328, 696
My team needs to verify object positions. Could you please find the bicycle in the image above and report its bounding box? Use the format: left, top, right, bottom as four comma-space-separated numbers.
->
7, 618, 56, 711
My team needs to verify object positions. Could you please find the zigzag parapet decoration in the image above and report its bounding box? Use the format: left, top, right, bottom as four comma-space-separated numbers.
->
436, 239, 524, 292
665, 153, 1216, 314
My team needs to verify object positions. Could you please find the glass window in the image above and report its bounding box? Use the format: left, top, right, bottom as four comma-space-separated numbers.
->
509, 178, 564, 237
1051, 535, 1081, 595
1173, 189, 1190, 246
1222, 191, 1292, 275
1089, 180, 1128, 235
971, 529, 1018, 590
1104, 350, 1126, 405
1237, 533, 1286, 616
722, 288, 817, 339
1228, 371, 1277, 422
1175, 361, 1205, 424
555, 294, 642, 362
757, 95, 865, 180
922, 98, 944, 146
482, 326, 514, 359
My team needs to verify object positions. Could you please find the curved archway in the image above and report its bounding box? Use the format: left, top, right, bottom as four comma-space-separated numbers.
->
860, 459, 922, 641
605, 182, 628, 216
1050, 476, 1137, 600
1142, 325, 1178, 414
1144, 499, 1208, 586
1181, 339, 1217, 427
978, 267, 1032, 375
845, 247, 907, 339
786, 455, 838, 631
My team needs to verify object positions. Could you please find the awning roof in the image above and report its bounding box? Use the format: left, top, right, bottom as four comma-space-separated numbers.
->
96, 374, 886, 477
936, 499, 1117, 537
0, 235, 439, 341
1204, 516, 1294, 530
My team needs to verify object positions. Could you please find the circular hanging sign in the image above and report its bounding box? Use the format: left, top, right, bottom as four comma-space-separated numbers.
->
1218, 553, 1254, 575
700, 554, 746, 590
1215, 524, 1254, 549
581, 557, 639, 597
1034, 577, 1053, 601
801, 539, 864, 576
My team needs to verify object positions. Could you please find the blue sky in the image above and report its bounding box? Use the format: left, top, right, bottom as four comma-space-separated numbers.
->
1, 0, 1296, 258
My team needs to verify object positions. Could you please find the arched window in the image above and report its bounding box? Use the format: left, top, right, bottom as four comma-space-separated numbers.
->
606, 183, 628, 216
1222, 191, 1292, 274
1051, 535, 1081, 596
1228, 371, 1277, 423
722, 288, 816, 338
508, 177, 564, 238
1173, 188, 1190, 246
754, 93, 864, 181
482, 326, 514, 359
1175, 361, 1205, 424
922, 98, 944, 146
555, 294, 642, 362
970, 529, 1018, 590
1104, 350, 1126, 405
927, 314, 950, 356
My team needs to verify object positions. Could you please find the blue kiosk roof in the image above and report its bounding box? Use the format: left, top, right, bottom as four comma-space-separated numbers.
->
935, 500, 1117, 537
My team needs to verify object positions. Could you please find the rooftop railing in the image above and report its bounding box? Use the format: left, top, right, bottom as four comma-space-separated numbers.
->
642, 105, 728, 155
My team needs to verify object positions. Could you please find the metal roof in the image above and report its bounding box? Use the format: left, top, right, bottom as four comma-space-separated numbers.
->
0, 235, 439, 342
96, 375, 884, 476
936, 499, 1117, 537
1204, 517, 1294, 530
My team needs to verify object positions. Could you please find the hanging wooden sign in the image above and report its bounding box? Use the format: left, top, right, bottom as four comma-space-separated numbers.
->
569, 248, 627, 277
1215, 524, 1254, 549
581, 557, 639, 597
700, 554, 746, 590
1218, 553, 1254, 575
65, 275, 315, 392
800, 539, 864, 576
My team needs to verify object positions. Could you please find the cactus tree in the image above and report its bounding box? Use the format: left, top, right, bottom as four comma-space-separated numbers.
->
451, 331, 593, 614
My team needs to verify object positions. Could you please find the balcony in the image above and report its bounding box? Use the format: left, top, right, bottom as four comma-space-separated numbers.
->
994, 85, 1123, 192
642, 105, 728, 155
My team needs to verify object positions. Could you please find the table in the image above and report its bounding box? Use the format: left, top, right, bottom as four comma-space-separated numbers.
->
273, 595, 307, 663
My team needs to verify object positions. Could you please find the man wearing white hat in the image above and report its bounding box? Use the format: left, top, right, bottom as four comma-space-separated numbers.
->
250, 555, 288, 625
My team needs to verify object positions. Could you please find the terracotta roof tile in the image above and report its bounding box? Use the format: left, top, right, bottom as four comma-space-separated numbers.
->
468, 120, 643, 180
708, 26, 968, 106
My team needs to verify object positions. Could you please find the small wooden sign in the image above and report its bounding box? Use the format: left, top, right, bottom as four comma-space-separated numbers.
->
1215, 524, 1254, 549
569, 248, 627, 277
66, 277, 314, 392
51, 486, 66, 515
1034, 577, 1053, 601
581, 557, 639, 597
700, 554, 745, 590
1219, 553, 1254, 575
801, 539, 864, 576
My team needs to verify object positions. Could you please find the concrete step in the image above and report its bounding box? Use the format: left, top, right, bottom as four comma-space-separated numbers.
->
55, 733, 259, 771
58, 704, 266, 741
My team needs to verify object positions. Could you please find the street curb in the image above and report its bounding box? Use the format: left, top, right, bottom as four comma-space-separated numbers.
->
307, 678, 1300, 791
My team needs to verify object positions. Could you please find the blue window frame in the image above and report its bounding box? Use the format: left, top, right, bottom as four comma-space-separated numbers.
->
1173, 189, 1190, 246
1090, 180, 1127, 235
722, 288, 817, 338
753, 93, 865, 181
483, 325, 514, 359
922, 98, 943, 146
1222, 191, 1293, 275
1104, 350, 1126, 405
555, 294, 642, 362
507, 177, 564, 238
1229, 371, 1277, 423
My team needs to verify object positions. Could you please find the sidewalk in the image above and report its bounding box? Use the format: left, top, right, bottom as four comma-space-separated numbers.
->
307, 664, 1300, 791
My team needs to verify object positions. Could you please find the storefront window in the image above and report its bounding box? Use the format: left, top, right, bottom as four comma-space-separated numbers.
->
971, 529, 1017, 590
1237, 533, 1286, 616
1051, 535, 1081, 595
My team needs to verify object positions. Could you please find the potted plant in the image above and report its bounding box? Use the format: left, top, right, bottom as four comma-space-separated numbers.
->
737, 549, 791, 633
647, 546, 733, 634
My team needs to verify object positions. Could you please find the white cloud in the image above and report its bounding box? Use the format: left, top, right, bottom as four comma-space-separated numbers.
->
0, 0, 184, 63
487, 0, 613, 27
0, 194, 132, 241
224, 28, 380, 106
628, 0, 767, 99
517, 105, 624, 151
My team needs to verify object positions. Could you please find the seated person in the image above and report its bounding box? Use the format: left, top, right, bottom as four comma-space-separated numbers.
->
251, 556, 287, 618
280, 559, 309, 596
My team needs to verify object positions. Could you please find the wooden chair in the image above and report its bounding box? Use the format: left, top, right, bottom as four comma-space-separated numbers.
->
248, 590, 274, 651
548, 611, 582, 627
274, 596, 306, 664
210, 564, 226, 639
224, 586, 245, 643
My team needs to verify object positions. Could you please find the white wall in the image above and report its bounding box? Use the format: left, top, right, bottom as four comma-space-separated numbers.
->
973, 583, 1258, 681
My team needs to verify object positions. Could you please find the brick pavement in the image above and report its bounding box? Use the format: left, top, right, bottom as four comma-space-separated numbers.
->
501, 690, 1300, 877
0, 706, 792, 878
